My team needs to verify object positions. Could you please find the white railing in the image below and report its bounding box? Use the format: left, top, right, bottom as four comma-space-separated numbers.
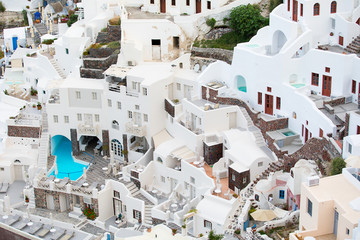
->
125, 122, 146, 137
78, 124, 99, 136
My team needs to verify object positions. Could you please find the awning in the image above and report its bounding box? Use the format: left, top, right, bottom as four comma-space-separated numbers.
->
171, 146, 195, 160
152, 129, 173, 149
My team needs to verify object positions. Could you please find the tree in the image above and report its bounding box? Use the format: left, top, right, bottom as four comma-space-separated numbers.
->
229, 4, 268, 40
0, 1, 5, 12
330, 157, 346, 175
208, 230, 223, 240
67, 14, 78, 27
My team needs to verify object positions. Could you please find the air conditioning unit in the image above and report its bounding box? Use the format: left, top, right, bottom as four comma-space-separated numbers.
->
128, 61, 135, 66
307, 175, 320, 187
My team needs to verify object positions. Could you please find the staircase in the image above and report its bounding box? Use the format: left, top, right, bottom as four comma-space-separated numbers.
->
50, 59, 66, 79
143, 205, 153, 225
240, 107, 254, 128
37, 106, 49, 170
290, 137, 303, 146
34, 23, 48, 36
345, 35, 360, 54
248, 125, 266, 147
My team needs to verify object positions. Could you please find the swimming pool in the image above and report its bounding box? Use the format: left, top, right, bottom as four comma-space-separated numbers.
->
291, 83, 305, 88
49, 135, 89, 180
282, 131, 295, 136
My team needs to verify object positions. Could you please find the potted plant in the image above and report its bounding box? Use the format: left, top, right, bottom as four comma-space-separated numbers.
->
37, 102, 42, 110
25, 196, 29, 203
32, 104, 36, 108
83, 206, 96, 220
172, 228, 177, 235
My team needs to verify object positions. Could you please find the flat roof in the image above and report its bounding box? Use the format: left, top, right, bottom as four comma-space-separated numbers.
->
128, 63, 173, 86
104, 65, 131, 78
197, 196, 233, 225
60, 77, 104, 90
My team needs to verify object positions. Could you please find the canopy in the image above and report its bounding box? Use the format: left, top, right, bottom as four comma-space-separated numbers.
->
250, 209, 277, 221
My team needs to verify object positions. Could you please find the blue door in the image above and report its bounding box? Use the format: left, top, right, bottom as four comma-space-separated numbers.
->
333, 210, 339, 236
12, 37, 18, 51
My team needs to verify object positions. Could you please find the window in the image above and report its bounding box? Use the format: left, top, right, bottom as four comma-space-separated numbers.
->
133, 210, 141, 220
150, 0, 154, 4
157, 157, 163, 163
114, 191, 120, 198
111, 139, 122, 156
258, 92, 262, 105
352, 80, 356, 94
143, 87, 148, 96
135, 105, 140, 110
287, 0, 290, 11
279, 190, 285, 199
108, 99, 112, 107
128, 111, 132, 119
177, 83, 181, 91
349, 143, 352, 153
307, 198, 313, 216
190, 177, 195, 184
258, 162, 263, 167
357, 125, 360, 134
231, 174, 235, 181
207, 1, 211, 9
92, 92, 97, 100
117, 101, 121, 109
319, 128, 323, 137
276, 97, 281, 110
144, 114, 148, 122
267, 87, 272, 92
171, 0, 175, 6
64, 116, 69, 123
346, 228, 350, 235
204, 220, 212, 229
186, 0, 190, 5
65, 48, 69, 54
311, 73, 319, 86
173, 36, 179, 49
330, 1, 337, 13
313, 3, 320, 16
300, 3, 303, 16
132, 82, 137, 90
161, 176, 165, 182
53, 115, 58, 123
325, 67, 330, 73
95, 114, 100, 122
77, 113, 82, 121
255, 194, 259, 201
76, 91, 81, 99
242, 177, 247, 184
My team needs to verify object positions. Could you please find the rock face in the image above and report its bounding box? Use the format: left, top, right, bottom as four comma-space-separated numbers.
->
0, 11, 26, 34
191, 47, 233, 64
204, 27, 233, 40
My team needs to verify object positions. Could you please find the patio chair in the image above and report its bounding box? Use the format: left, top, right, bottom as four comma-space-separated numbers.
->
0, 183, 9, 193
84, 182, 98, 194
26, 222, 43, 235
37, 224, 52, 238
56, 178, 69, 190
50, 229, 65, 240
72, 179, 86, 192
59, 230, 74, 240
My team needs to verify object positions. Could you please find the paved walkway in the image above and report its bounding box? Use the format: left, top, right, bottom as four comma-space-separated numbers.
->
0, 181, 26, 206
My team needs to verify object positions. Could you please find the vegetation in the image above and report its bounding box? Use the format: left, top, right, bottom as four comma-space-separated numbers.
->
30, 87, 38, 96
0, 49, 4, 59
330, 157, 346, 175
172, 228, 177, 235
3, 89, 8, 95
22, 10, 29, 26
109, 17, 121, 25
193, 31, 248, 50
42, 39, 55, 45
208, 230, 224, 240
107, 41, 120, 49
234, 229, 241, 234
67, 14, 78, 27
229, 4, 269, 40
101, 27, 108, 32
0, 1, 5, 12
269, 0, 283, 12
83, 206, 96, 220
206, 18, 216, 29
248, 206, 256, 220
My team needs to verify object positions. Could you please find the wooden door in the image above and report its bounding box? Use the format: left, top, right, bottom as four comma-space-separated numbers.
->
160, 0, 166, 13
339, 36, 344, 46
305, 127, 309, 142
322, 75, 332, 97
196, 0, 201, 13
292, 0, 298, 21
265, 94, 273, 115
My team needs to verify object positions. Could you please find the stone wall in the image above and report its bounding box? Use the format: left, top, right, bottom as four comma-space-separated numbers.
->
190, 57, 217, 72
102, 130, 110, 157
164, 99, 175, 118
83, 54, 118, 70
34, 188, 60, 210
152, 217, 166, 225
123, 134, 128, 164
258, 118, 289, 133
70, 129, 79, 156
203, 142, 223, 165
228, 167, 250, 191
323, 97, 345, 107
7, 126, 41, 138
191, 47, 233, 64
85, 48, 116, 59
80, 68, 104, 79
344, 113, 350, 137
96, 24, 121, 44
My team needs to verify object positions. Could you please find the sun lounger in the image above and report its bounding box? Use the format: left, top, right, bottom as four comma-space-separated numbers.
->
16, 219, 30, 230
5, 215, 20, 226
56, 177, 69, 189
37, 224, 52, 238
59, 230, 74, 240
50, 229, 65, 240
26, 222, 43, 235
0, 183, 9, 193
84, 182, 98, 194
72, 179, 86, 191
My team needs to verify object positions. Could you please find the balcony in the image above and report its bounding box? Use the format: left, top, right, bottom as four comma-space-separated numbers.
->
78, 124, 100, 136
125, 122, 146, 137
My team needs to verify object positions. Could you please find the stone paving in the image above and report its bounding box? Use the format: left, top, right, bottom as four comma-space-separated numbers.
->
80, 222, 106, 236
127, 7, 174, 21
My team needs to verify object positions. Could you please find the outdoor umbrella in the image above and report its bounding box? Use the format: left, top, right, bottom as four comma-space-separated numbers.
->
250, 209, 277, 221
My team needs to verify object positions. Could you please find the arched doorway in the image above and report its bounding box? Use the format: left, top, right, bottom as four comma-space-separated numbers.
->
272, 30, 287, 54
235, 75, 247, 92
111, 139, 123, 157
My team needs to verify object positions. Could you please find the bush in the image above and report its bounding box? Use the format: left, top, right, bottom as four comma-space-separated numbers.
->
3, 89, 8, 95
83, 206, 96, 220
22, 10, 29, 26
101, 27, 108, 32
107, 41, 120, 49
208, 230, 224, 240
330, 157, 346, 175
0, 1, 5, 12
269, 0, 283, 12
193, 31, 248, 50
109, 17, 121, 25
206, 18, 216, 29
42, 39, 54, 45
67, 14, 78, 27
229, 4, 268, 40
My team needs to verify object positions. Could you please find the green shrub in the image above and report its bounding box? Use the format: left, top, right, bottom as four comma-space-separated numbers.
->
42, 39, 54, 45
223, 17, 229, 24
330, 157, 346, 175
206, 18, 216, 29
109, 17, 121, 25
193, 31, 248, 50
101, 27, 108, 32
208, 230, 224, 240
22, 10, 29, 26
83, 206, 96, 220
0, 1, 5, 12
269, 0, 283, 13
67, 14, 78, 27
107, 41, 120, 49
3, 89, 8, 95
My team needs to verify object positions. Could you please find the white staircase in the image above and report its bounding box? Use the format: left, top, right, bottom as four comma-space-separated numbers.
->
144, 205, 153, 225
37, 107, 49, 170
50, 59, 66, 79
240, 107, 254, 127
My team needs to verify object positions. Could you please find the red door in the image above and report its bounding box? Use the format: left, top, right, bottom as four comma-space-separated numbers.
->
196, 0, 201, 13
160, 0, 166, 13
292, 0, 298, 21
339, 36, 344, 46
322, 75, 332, 97
265, 94, 273, 115
305, 128, 309, 142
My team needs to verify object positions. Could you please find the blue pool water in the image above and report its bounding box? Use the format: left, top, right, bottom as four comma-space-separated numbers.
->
291, 83, 305, 88
49, 135, 88, 180
283, 131, 295, 136
238, 86, 247, 92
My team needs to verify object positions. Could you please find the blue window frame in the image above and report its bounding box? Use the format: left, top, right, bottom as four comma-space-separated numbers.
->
279, 190, 285, 199
307, 199, 313, 216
